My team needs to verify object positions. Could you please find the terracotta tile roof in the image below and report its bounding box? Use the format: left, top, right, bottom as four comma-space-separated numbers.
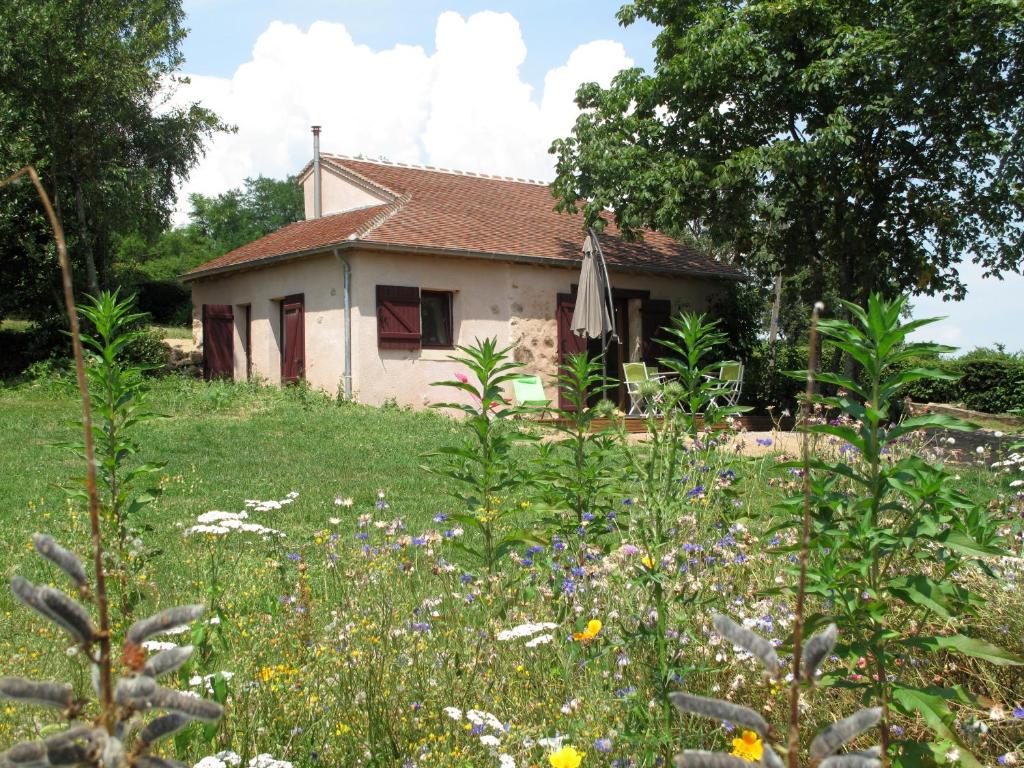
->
185, 156, 743, 280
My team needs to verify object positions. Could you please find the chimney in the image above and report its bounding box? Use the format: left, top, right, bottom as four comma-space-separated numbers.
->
312, 125, 322, 219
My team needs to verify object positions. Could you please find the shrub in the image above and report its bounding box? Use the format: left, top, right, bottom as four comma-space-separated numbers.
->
960, 358, 1024, 413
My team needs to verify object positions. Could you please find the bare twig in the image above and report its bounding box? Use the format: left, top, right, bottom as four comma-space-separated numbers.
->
0, 166, 114, 730
787, 301, 824, 768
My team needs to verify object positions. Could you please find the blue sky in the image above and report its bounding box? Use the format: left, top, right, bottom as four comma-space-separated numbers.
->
177, 1, 1023, 353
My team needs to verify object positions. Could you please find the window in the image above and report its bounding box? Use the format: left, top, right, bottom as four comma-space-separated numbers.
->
420, 291, 453, 348
376, 285, 454, 350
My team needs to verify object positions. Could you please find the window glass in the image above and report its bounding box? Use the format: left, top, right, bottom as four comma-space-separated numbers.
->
421, 291, 452, 348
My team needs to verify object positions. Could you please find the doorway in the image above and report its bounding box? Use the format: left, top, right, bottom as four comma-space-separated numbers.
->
280, 294, 305, 384
203, 304, 234, 380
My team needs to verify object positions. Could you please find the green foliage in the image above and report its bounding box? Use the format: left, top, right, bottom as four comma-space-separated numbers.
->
960, 358, 1024, 414
784, 293, 1021, 766
530, 351, 620, 536
188, 175, 304, 256
657, 313, 750, 434
551, 0, 1024, 317
74, 290, 165, 613
741, 341, 806, 412
0, 0, 225, 315
112, 175, 305, 326
707, 280, 766, 362
612, 313, 748, 757
891, 350, 1024, 414
426, 337, 539, 574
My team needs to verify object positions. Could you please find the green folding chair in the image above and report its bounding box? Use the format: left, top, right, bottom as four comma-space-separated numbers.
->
512, 375, 551, 409
623, 362, 654, 416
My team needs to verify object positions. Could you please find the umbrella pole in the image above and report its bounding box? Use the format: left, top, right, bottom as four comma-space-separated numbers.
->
589, 227, 618, 409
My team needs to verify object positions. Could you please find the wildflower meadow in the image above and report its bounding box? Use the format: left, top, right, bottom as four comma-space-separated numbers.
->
1, 292, 1023, 768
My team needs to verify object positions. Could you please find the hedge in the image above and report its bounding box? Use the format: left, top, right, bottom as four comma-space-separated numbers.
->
740, 347, 1024, 415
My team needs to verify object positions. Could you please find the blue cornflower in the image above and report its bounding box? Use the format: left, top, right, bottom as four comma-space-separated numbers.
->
595, 738, 613, 753
571, 566, 585, 578
686, 485, 705, 498
286, 552, 302, 561
527, 544, 544, 554
460, 573, 474, 584
622, 498, 634, 505
756, 437, 773, 446
410, 622, 431, 633
561, 578, 576, 596
432, 513, 448, 523
553, 537, 566, 552
582, 511, 595, 522
411, 536, 426, 546
1013, 707, 1024, 719
769, 534, 782, 546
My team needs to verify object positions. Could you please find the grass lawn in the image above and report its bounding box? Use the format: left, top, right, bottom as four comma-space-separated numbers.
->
0, 375, 1022, 768
153, 324, 194, 340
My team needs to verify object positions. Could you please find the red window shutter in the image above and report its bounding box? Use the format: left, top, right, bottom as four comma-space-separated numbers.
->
377, 285, 421, 349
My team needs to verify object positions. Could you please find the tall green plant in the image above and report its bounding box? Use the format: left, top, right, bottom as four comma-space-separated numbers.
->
614, 313, 748, 759
75, 290, 164, 613
785, 294, 1022, 768
531, 351, 619, 538
657, 313, 748, 437
426, 337, 538, 574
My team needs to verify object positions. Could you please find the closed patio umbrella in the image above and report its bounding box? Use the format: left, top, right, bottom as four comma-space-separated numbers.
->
571, 232, 614, 342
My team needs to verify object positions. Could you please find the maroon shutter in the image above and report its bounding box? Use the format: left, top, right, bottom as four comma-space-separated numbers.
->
281, 294, 305, 384
556, 293, 588, 409
203, 304, 234, 381
377, 285, 421, 349
641, 299, 673, 366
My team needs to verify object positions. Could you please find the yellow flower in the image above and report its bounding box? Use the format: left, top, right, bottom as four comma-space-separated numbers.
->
641, 555, 655, 570
572, 619, 602, 642
549, 745, 584, 768
731, 731, 763, 762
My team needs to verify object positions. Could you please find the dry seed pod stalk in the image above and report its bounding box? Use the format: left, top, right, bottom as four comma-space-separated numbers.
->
670, 616, 882, 768
0, 534, 222, 768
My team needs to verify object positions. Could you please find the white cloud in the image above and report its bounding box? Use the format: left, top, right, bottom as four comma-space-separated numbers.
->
168, 11, 631, 222
909, 260, 1024, 353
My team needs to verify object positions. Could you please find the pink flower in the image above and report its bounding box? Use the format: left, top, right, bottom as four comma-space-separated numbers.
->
455, 372, 469, 384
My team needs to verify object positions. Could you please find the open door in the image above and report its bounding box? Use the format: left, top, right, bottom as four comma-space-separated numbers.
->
641, 299, 672, 366
203, 304, 234, 381
556, 293, 587, 409
281, 294, 305, 384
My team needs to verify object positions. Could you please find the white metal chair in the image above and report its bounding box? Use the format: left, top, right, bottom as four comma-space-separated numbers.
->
708, 361, 744, 407
623, 362, 675, 416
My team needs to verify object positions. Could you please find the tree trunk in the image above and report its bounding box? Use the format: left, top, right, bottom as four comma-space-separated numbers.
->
74, 180, 99, 294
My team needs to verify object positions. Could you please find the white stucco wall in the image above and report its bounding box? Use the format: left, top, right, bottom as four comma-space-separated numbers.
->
300, 166, 388, 219
190, 248, 724, 408
191, 254, 347, 391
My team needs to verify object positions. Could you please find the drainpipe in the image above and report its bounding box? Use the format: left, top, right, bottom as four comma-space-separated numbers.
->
312, 125, 322, 219
332, 248, 352, 399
